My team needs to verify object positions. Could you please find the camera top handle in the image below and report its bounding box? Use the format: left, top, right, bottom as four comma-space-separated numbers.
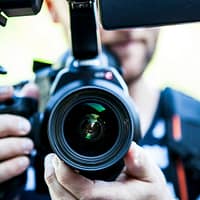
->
67, 0, 100, 60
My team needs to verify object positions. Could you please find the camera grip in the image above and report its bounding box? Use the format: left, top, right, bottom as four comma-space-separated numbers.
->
0, 96, 38, 199
0, 96, 38, 117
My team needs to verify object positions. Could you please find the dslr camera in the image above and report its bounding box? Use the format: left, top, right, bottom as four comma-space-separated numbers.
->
0, 0, 140, 184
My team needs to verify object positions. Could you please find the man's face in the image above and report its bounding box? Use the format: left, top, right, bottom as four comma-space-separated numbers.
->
100, 28, 159, 84
47, 0, 159, 84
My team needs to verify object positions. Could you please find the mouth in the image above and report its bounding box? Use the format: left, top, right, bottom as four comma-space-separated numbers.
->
108, 39, 136, 53
112, 40, 132, 48
108, 36, 147, 52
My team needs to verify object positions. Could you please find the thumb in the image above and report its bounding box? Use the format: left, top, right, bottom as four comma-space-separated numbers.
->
0, 86, 13, 101
19, 83, 40, 100
124, 142, 162, 182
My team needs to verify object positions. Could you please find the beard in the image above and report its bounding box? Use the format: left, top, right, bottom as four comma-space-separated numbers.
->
103, 41, 157, 86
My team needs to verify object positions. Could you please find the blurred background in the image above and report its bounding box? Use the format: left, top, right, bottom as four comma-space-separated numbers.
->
1, 2, 200, 99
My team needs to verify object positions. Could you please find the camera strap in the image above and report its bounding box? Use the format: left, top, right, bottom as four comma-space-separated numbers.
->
161, 87, 200, 200
171, 115, 188, 200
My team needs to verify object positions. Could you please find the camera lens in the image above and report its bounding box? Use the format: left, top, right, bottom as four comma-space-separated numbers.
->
48, 85, 137, 172
63, 102, 118, 156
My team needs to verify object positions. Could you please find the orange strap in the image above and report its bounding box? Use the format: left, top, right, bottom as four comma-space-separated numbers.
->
172, 115, 182, 141
172, 115, 188, 200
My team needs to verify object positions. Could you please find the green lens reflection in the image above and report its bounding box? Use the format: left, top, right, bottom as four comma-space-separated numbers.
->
86, 103, 106, 112
81, 113, 104, 141
64, 101, 118, 156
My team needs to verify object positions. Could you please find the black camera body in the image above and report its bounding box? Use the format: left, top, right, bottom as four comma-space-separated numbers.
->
41, 57, 140, 180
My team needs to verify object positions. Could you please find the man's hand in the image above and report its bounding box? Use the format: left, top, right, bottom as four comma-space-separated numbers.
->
0, 84, 38, 183
44, 142, 172, 200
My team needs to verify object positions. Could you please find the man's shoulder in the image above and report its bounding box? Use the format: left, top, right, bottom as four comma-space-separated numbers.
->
161, 87, 200, 182
161, 87, 200, 122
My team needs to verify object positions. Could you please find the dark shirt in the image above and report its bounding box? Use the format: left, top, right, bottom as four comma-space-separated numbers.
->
140, 89, 200, 200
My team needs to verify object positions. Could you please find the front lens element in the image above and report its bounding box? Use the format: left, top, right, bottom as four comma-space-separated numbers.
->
80, 113, 104, 141
63, 101, 118, 156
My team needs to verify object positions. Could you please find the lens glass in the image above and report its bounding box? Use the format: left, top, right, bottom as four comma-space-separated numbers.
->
63, 102, 118, 156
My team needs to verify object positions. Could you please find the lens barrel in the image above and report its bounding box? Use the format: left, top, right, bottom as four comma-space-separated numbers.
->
47, 80, 139, 180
